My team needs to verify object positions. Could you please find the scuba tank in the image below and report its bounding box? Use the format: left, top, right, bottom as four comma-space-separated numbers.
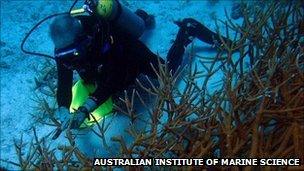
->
21, 0, 147, 60
71, 0, 146, 39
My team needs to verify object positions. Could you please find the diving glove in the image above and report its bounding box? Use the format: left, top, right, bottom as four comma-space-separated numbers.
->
59, 108, 87, 130
69, 98, 98, 129
69, 107, 88, 129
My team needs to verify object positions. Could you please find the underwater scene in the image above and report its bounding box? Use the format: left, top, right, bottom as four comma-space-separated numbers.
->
0, 0, 303, 170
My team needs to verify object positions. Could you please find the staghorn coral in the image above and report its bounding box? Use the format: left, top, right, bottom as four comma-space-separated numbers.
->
7, 1, 304, 170
30, 60, 58, 126
110, 1, 304, 169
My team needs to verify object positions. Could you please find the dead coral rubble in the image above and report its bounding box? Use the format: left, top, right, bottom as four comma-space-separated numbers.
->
8, 1, 304, 170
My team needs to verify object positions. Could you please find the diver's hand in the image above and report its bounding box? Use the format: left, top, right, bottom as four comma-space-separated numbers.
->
69, 107, 89, 129
59, 98, 97, 130
68, 98, 97, 129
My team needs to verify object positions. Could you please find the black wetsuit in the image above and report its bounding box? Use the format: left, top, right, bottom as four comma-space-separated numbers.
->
56, 16, 222, 108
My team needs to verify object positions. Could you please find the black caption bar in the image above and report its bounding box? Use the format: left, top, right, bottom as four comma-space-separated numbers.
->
93, 158, 301, 166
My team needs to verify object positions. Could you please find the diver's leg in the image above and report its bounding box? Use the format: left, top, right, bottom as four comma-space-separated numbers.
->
166, 23, 193, 74
167, 18, 232, 73
135, 9, 155, 29
166, 42, 186, 74
175, 18, 231, 46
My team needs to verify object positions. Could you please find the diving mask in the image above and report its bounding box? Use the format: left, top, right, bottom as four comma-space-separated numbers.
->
55, 36, 92, 69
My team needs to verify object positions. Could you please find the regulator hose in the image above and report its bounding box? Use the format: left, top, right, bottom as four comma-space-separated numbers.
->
20, 0, 79, 60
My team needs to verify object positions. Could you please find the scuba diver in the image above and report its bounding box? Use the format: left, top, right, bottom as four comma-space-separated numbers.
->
49, 0, 230, 134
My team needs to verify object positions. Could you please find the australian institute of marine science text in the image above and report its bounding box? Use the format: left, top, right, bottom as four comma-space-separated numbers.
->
93, 158, 301, 166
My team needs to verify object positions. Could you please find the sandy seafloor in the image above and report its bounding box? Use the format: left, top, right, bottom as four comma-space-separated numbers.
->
0, 0, 241, 170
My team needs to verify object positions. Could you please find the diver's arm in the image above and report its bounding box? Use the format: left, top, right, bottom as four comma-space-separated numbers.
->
56, 59, 73, 108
